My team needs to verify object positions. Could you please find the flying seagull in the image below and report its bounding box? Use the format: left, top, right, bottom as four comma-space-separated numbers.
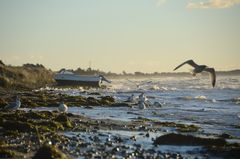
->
173, 60, 216, 87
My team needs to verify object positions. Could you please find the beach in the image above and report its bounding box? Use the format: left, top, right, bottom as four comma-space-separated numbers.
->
0, 75, 240, 158
1, 0, 240, 158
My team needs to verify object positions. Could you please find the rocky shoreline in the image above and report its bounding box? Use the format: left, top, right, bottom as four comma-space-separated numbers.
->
0, 89, 240, 159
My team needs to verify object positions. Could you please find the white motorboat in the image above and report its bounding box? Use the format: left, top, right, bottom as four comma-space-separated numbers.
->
54, 70, 111, 87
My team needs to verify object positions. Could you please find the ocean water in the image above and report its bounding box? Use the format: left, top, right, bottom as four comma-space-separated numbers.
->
47, 75, 240, 138
33, 75, 240, 158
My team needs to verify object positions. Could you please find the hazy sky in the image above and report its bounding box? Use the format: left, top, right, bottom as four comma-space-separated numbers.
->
0, 0, 239, 73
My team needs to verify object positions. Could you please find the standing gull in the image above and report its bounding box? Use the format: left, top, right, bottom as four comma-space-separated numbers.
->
139, 93, 147, 102
138, 100, 146, 110
174, 60, 216, 87
4, 96, 21, 110
58, 101, 68, 113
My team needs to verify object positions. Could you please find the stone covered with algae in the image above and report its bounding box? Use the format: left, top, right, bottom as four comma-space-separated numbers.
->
33, 144, 70, 159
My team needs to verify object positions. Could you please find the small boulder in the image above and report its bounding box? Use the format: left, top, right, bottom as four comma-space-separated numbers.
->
55, 114, 72, 128
100, 96, 115, 105
86, 97, 100, 106
33, 144, 70, 159
0, 149, 16, 158
154, 133, 226, 146
1, 120, 34, 132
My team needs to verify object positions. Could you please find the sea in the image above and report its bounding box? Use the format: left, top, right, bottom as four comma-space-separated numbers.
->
36, 75, 240, 158
46, 75, 240, 137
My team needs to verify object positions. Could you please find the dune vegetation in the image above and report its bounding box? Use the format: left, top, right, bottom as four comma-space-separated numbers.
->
0, 60, 55, 90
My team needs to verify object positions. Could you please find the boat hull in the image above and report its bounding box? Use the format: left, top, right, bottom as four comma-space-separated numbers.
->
54, 71, 109, 87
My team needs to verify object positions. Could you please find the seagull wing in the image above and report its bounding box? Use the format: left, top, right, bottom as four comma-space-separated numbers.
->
204, 67, 216, 87
174, 60, 199, 71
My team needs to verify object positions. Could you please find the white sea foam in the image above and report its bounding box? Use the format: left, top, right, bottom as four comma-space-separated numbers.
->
194, 95, 207, 100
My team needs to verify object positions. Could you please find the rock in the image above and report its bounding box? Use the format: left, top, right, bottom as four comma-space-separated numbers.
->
55, 114, 72, 128
84, 106, 93, 109
0, 98, 7, 108
219, 133, 233, 139
154, 121, 199, 133
154, 133, 226, 146
114, 136, 123, 143
111, 103, 131, 107
130, 135, 136, 141
33, 144, 70, 159
36, 120, 64, 131
146, 133, 150, 138
112, 147, 120, 153
100, 96, 115, 105
25, 111, 47, 119
89, 92, 101, 95
1, 120, 34, 132
206, 143, 240, 158
177, 124, 199, 132
153, 102, 162, 107
0, 149, 16, 158
86, 97, 100, 106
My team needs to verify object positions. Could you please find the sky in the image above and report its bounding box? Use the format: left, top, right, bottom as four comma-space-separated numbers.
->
0, 0, 239, 73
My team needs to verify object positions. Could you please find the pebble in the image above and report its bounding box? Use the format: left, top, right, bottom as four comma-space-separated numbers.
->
146, 132, 150, 137
130, 135, 136, 141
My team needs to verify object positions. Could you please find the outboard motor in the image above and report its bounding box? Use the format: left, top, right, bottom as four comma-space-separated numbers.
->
99, 75, 111, 83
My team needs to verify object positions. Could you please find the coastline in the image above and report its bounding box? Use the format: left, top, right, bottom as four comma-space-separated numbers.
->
0, 88, 240, 159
